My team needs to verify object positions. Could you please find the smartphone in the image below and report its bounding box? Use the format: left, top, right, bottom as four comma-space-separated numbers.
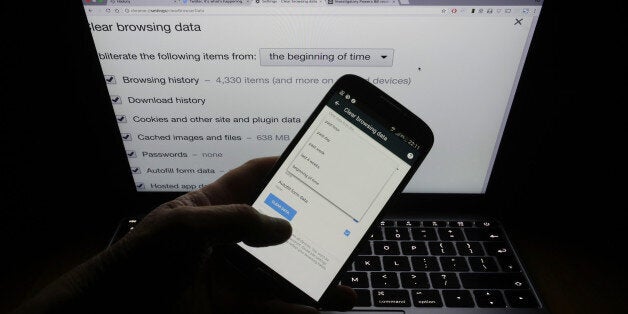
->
223, 74, 433, 307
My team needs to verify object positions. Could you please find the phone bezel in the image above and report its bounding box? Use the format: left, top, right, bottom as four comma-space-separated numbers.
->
221, 74, 434, 308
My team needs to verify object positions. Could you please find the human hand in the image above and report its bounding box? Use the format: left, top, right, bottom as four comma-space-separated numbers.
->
14, 157, 355, 314
119, 156, 356, 313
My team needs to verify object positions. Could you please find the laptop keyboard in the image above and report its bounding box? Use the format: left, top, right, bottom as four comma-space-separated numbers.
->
342, 219, 540, 308
112, 218, 540, 309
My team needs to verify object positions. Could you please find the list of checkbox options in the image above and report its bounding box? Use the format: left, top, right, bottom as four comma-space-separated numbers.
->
130, 167, 141, 174
116, 115, 127, 123
111, 95, 122, 104
104, 75, 116, 84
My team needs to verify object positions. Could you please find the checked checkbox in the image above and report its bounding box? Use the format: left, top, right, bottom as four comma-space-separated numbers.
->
104, 75, 116, 84
126, 150, 136, 158
135, 182, 145, 190
116, 115, 127, 123
121, 133, 132, 141
130, 167, 141, 174
111, 95, 122, 104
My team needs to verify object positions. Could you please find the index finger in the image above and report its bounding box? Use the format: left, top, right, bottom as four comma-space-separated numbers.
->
207, 156, 278, 205
159, 156, 279, 209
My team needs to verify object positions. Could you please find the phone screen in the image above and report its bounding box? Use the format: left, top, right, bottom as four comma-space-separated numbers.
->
239, 87, 423, 301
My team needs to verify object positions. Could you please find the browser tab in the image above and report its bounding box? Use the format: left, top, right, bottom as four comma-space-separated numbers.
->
326, 0, 399, 6
253, 0, 322, 5
202, 0, 253, 5
83, 0, 108, 5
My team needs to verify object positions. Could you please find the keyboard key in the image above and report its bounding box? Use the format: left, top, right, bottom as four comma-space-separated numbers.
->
411, 290, 443, 307
440, 257, 470, 271
473, 290, 506, 307
484, 242, 513, 256
385, 227, 410, 240
400, 242, 428, 255
462, 228, 482, 241
469, 257, 499, 272
126, 218, 139, 231
428, 242, 457, 255
373, 289, 411, 307
400, 272, 429, 288
456, 242, 485, 256
411, 256, 440, 271
397, 220, 421, 227
464, 228, 504, 241
357, 242, 372, 255
341, 272, 369, 288
373, 241, 400, 255
383, 256, 411, 271
424, 220, 447, 227
354, 256, 381, 271
460, 273, 528, 289
438, 228, 465, 241
368, 228, 384, 240
497, 256, 521, 272
476, 220, 497, 228
442, 290, 474, 307
379, 220, 395, 227
449, 220, 472, 227
354, 289, 372, 307
371, 272, 400, 288
412, 228, 437, 240
430, 272, 460, 289
505, 290, 540, 308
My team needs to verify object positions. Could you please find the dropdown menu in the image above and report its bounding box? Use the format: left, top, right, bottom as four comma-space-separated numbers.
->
260, 48, 394, 67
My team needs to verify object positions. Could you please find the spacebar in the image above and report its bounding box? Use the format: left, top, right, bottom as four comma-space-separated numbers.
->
460, 273, 528, 289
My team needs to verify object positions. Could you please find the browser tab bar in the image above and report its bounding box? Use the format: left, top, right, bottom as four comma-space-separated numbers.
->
400, 0, 542, 5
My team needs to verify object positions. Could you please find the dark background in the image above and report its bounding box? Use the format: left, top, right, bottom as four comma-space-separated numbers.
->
2, 0, 624, 313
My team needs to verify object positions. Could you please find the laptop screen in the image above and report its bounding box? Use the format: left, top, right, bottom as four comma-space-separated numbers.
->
81, 0, 543, 194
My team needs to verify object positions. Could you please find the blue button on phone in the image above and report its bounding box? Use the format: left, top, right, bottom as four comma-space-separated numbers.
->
264, 193, 297, 221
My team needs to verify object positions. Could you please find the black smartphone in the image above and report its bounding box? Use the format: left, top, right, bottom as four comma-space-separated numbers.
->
223, 74, 433, 308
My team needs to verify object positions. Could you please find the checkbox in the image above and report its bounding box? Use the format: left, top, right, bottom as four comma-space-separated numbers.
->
135, 182, 145, 190
116, 115, 127, 123
104, 75, 116, 84
126, 150, 136, 158
121, 133, 132, 141
111, 95, 122, 104
130, 167, 141, 174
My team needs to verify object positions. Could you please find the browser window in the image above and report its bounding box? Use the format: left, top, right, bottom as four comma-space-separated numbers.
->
82, 0, 543, 194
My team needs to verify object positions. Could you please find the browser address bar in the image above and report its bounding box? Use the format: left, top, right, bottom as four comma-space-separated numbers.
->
88, 6, 449, 16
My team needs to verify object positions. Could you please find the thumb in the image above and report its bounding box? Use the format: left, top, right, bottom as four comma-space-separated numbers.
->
178, 204, 292, 247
